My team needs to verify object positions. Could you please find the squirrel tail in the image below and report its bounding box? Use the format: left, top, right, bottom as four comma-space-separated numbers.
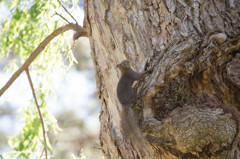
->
121, 106, 147, 157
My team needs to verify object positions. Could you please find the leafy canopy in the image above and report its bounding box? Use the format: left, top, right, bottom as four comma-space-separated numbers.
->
0, 0, 80, 158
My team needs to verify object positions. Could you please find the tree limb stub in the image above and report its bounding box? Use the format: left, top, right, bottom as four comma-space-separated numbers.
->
0, 23, 88, 97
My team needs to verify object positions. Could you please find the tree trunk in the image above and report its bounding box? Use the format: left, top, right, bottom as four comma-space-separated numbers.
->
84, 0, 240, 158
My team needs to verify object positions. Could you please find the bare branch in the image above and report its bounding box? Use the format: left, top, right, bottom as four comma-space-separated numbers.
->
55, 11, 71, 24
0, 23, 87, 97
57, 0, 78, 25
25, 68, 47, 159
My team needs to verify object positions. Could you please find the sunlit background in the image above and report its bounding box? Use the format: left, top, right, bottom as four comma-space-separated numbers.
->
0, 1, 102, 158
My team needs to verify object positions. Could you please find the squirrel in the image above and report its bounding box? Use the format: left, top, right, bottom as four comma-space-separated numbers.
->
116, 60, 147, 156
116, 60, 144, 107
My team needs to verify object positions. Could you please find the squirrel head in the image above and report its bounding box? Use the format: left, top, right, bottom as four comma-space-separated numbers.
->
117, 60, 131, 73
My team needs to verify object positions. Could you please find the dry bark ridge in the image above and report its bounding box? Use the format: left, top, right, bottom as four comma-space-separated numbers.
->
84, 0, 240, 158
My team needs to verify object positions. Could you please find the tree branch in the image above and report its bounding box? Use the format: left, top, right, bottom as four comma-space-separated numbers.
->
57, 0, 78, 25
25, 68, 47, 159
0, 23, 87, 97
55, 11, 71, 24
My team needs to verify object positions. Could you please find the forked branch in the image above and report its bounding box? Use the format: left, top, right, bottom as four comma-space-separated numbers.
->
57, 0, 78, 25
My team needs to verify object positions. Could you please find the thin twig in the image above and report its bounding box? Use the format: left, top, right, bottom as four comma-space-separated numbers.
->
55, 11, 71, 24
25, 68, 48, 159
91, 145, 103, 150
0, 23, 87, 97
71, 40, 76, 51
57, 0, 78, 25
17, 34, 35, 48
40, 147, 45, 158
91, 142, 103, 150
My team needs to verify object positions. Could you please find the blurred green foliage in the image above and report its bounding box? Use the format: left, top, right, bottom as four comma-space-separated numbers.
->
0, 0, 80, 158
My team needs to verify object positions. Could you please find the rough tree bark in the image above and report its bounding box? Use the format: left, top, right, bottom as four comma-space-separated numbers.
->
84, 0, 240, 158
